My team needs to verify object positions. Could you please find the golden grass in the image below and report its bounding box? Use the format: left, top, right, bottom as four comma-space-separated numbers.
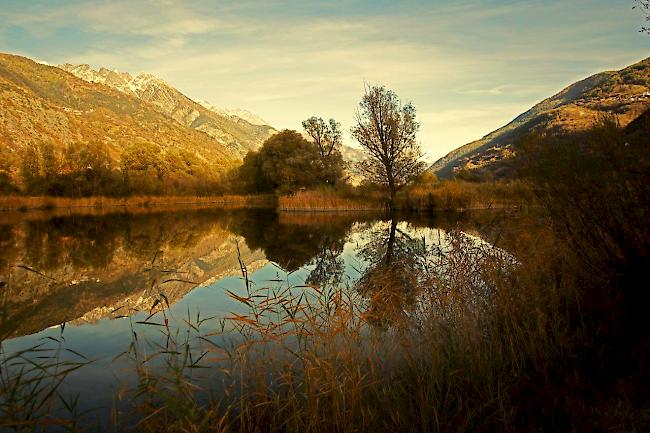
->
278, 189, 382, 211
396, 180, 535, 211
109, 218, 577, 433
0, 194, 275, 212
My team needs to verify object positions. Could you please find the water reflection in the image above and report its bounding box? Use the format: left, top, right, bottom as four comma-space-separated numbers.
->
0, 209, 377, 339
0, 208, 522, 340
355, 218, 422, 328
0, 206, 526, 428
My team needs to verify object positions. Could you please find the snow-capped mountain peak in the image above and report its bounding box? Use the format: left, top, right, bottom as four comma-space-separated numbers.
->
197, 100, 269, 126
59, 64, 270, 128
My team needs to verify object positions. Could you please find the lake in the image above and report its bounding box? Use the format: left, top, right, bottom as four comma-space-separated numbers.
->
0, 207, 519, 429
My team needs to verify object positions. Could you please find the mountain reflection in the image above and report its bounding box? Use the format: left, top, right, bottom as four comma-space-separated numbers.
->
0, 209, 368, 339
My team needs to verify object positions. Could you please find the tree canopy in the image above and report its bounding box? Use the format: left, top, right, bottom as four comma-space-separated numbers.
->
351, 85, 426, 209
301, 116, 345, 185
235, 129, 342, 194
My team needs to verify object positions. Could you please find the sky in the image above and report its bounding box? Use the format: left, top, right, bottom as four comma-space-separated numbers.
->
0, 0, 648, 161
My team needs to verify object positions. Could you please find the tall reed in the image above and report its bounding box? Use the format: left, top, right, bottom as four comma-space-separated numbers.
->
113, 218, 575, 433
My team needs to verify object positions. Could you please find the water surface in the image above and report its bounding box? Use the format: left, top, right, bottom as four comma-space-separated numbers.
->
0, 207, 516, 426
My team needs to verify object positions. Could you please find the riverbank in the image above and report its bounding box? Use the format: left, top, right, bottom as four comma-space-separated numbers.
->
277, 180, 534, 212
0, 194, 275, 212
0, 180, 534, 215
394, 179, 535, 211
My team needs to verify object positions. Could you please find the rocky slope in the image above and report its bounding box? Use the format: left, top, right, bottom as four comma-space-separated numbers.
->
59, 63, 276, 157
430, 57, 650, 178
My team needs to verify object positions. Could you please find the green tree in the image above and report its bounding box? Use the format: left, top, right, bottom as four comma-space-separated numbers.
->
65, 142, 115, 196
351, 85, 426, 210
0, 147, 18, 193
237, 130, 332, 193
121, 142, 165, 194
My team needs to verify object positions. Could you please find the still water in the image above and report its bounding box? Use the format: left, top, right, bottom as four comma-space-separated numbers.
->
0, 207, 515, 427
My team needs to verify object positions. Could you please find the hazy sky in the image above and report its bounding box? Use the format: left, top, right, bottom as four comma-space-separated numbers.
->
1, 0, 648, 161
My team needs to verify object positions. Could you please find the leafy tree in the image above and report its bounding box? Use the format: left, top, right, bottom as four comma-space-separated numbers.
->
121, 142, 163, 176
234, 150, 266, 192
19, 144, 42, 193
65, 142, 115, 196
236, 130, 334, 193
351, 85, 426, 210
121, 142, 165, 194
41, 141, 57, 186
0, 147, 18, 193
302, 116, 345, 185
413, 171, 438, 186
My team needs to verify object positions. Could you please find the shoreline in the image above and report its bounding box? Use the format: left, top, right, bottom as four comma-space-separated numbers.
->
0, 195, 276, 212
0, 194, 529, 218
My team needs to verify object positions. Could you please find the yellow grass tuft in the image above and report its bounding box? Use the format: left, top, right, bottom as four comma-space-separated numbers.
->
278, 189, 382, 211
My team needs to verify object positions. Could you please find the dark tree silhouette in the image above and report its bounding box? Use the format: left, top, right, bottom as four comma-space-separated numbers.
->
235, 129, 340, 193
351, 85, 426, 210
634, 0, 650, 33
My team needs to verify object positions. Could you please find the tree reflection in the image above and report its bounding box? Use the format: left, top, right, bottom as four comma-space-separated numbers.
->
305, 234, 346, 289
229, 212, 358, 272
355, 217, 428, 329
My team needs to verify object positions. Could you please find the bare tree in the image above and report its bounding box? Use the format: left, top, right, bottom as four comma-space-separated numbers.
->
351, 85, 426, 210
302, 116, 342, 158
634, 0, 650, 33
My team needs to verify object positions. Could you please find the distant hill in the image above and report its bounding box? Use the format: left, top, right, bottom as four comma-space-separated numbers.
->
430, 57, 650, 178
59, 63, 276, 157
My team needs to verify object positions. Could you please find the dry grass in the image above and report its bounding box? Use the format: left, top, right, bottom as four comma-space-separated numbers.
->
0, 194, 275, 212
2, 207, 646, 432
395, 180, 535, 211
278, 189, 383, 211
103, 218, 581, 433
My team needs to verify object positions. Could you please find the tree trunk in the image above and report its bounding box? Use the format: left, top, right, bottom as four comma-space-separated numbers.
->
388, 182, 396, 212
386, 217, 397, 264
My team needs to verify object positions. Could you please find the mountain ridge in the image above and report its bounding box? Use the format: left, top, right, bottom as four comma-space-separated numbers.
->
59, 63, 276, 157
0, 53, 255, 193
430, 57, 650, 178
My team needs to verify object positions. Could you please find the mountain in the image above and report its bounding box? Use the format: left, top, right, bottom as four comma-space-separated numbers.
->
59, 63, 276, 156
0, 53, 237, 172
0, 53, 279, 194
339, 145, 366, 185
430, 57, 650, 178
